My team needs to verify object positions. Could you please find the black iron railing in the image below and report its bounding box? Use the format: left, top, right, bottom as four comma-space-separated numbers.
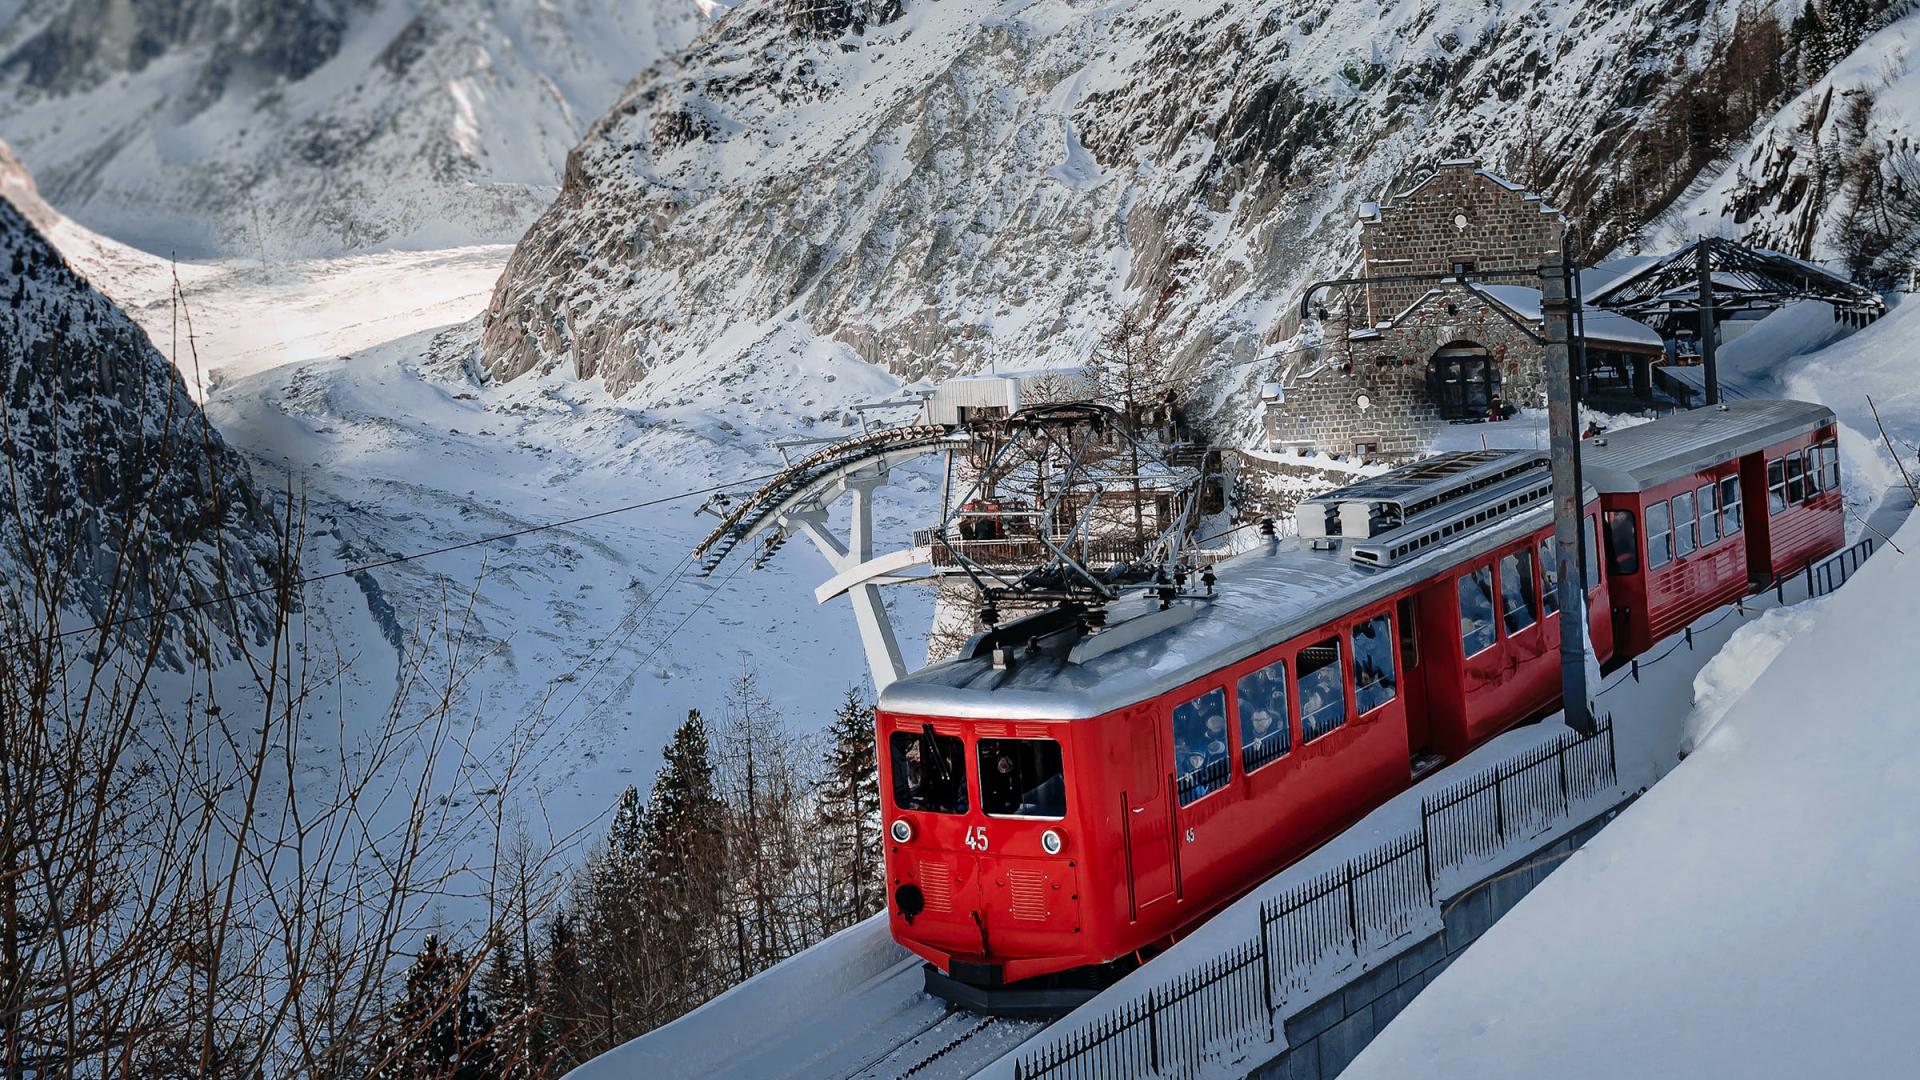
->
1808, 536, 1874, 598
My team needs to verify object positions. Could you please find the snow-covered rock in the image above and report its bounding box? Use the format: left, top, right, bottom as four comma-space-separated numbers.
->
0, 145, 278, 660
480, 0, 1800, 420
0, 0, 714, 257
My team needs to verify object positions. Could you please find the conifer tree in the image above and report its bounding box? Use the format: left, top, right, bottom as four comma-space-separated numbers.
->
374, 935, 494, 1080
639, 710, 728, 1013
815, 687, 882, 930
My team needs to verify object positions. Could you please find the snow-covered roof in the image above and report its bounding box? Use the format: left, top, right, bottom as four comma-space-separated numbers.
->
1581, 399, 1833, 492
1469, 283, 1665, 350
1344, 506, 1920, 1080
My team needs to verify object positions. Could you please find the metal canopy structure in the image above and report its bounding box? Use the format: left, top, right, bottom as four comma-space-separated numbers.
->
1586, 237, 1883, 407
1587, 237, 1883, 325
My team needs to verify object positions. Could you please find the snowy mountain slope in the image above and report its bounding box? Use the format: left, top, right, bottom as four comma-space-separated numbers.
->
0, 172, 278, 661
1658, 5, 1920, 281
190, 297, 939, 908
480, 0, 1817, 425
0, 0, 714, 258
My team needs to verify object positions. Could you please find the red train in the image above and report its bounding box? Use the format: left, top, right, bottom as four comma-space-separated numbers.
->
876, 401, 1843, 1013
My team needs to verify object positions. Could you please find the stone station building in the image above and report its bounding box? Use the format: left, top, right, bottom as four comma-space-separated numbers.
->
1262, 161, 1663, 457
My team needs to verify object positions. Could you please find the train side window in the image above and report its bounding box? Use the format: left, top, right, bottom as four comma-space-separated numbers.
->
1172, 688, 1229, 806
1498, 549, 1538, 633
1604, 510, 1640, 575
1457, 566, 1496, 657
1720, 476, 1743, 535
1645, 500, 1672, 569
1768, 459, 1788, 514
1351, 615, 1397, 715
1539, 538, 1560, 616
1299, 639, 1347, 742
1672, 490, 1697, 558
890, 729, 968, 814
978, 738, 1066, 818
1821, 440, 1840, 491
1785, 455, 1807, 505
1697, 484, 1719, 546
1237, 659, 1291, 773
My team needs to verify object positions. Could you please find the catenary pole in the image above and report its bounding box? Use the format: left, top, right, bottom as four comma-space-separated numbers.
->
1698, 235, 1720, 406
1540, 253, 1595, 735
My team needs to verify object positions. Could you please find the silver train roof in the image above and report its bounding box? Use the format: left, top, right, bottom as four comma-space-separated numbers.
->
1582, 399, 1834, 492
882, 496, 1561, 721
880, 399, 1832, 721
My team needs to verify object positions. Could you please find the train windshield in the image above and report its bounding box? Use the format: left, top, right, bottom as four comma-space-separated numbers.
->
890, 729, 968, 814
978, 739, 1066, 818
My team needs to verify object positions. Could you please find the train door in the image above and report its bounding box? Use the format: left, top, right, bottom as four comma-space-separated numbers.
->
1395, 595, 1433, 763
1739, 453, 1772, 588
1121, 712, 1174, 920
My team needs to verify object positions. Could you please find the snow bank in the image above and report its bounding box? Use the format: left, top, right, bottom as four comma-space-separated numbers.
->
1346, 510, 1920, 1080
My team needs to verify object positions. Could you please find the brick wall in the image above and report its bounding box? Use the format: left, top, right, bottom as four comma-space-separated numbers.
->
1359, 162, 1565, 324
1264, 162, 1564, 457
1265, 285, 1546, 458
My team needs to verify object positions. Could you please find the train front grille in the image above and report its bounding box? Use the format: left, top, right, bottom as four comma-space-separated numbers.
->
1006, 867, 1049, 922
917, 856, 953, 913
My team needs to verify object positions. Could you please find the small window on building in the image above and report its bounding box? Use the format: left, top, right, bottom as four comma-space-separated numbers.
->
1351, 615, 1397, 715
1604, 510, 1640, 575
1172, 688, 1229, 806
1539, 537, 1561, 617
1720, 476, 1743, 535
978, 738, 1066, 818
1299, 639, 1347, 742
1785, 455, 1807, 505
1672, 490, 1697, 558
1698, 483, 1719, 547
1458, 566, 1497, 656
1646, 500, 1673, 569
891, 729, 968, 814
1499, 548, 1538, 634
1821, 440, 1840, 491
1237, 659, 1291, 774
1768, 459, 1788, 514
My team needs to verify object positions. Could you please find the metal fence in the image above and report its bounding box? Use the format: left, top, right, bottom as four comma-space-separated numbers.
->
1016, 720, 1618, 1080
1259, 832, 1429, 1001
1808, 537, 1874, 598
1014, 940, 1270, 1080
1420, 719, 1618, 882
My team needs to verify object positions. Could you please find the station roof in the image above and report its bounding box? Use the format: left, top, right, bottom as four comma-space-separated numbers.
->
1581, 400, 1834, 493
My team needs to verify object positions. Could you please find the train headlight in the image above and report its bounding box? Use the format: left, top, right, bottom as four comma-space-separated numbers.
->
1040, 829, 1064, 855
890, 819, 913, 844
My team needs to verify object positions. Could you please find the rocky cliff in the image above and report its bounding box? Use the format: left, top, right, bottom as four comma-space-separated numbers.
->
1, 142, 278, 662
480, 0, 1880, 425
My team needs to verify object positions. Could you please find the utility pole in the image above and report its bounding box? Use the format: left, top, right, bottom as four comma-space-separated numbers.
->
1540, 254, 1595, 735
1698, 236, 1719, 406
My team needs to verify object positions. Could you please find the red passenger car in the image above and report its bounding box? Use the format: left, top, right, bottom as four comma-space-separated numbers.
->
876, 400, 1843, 1013
1586, 401, 1843, 658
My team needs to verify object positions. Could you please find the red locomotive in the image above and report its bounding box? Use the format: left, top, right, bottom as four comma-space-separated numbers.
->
875, 400, 1843, 1013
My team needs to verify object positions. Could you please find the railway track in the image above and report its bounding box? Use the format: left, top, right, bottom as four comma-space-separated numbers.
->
845, 1010, 1036, 1080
